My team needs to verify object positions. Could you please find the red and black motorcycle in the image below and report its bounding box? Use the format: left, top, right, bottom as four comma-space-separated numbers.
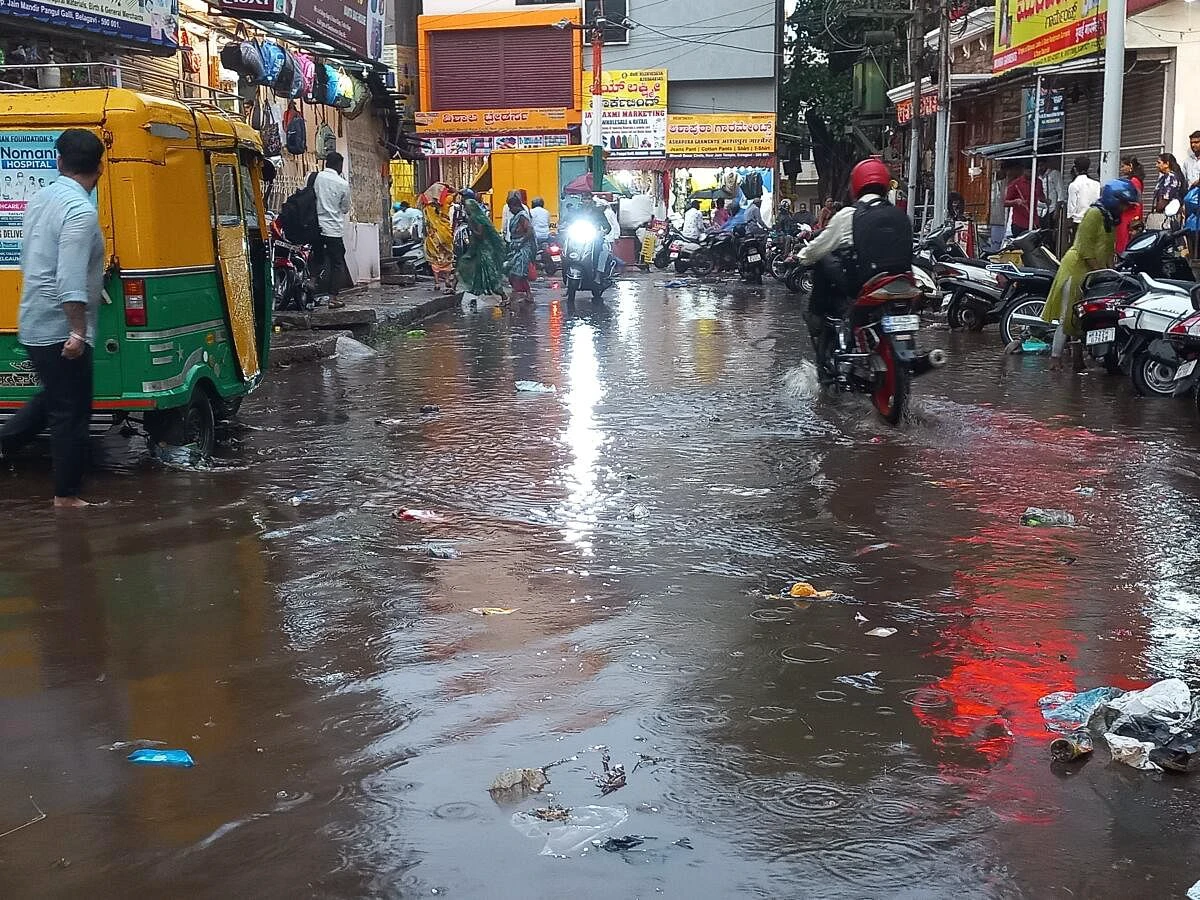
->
813, 272, 947, 425
270, 217, 314, 311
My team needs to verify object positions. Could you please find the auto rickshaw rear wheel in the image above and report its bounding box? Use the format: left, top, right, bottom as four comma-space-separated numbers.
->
145, 389, 216, 457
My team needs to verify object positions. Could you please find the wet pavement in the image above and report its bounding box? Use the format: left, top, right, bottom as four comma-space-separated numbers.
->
4, 274, 1200, 898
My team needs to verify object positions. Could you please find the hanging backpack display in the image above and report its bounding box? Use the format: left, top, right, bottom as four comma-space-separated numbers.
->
333, 68, 354, 109
742, 171, 764, 200
220, 41, 264, 83
342, 76, 369, 120
315, 121, 337, 159
283, 103, 307, 155
295, 53, 316, 98
256, 41, 286, 86
317, 63, 340, 107
273, 51, 304, 99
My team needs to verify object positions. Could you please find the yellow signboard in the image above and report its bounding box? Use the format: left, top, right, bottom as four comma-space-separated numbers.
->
415, 108, 570, 133
665, 114, 776, 157
992, 0, 1106, 74
584, 69, 668, 110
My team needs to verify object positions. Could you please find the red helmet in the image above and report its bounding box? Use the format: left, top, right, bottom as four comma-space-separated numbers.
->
849, 158, 891, 200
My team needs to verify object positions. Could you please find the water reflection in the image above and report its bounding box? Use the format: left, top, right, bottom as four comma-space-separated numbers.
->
559, 322, 604, 554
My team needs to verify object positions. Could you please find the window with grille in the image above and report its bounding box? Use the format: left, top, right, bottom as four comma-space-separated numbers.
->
584, 0, 629, 45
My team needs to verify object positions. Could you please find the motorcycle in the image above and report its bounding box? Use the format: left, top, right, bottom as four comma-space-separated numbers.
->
562, 219, 616, 303
941, 230, 1060, 331
271, 218, 314, 312
691, 225, 767, 283
669, 233, 704, 273
1147, 308, 1200, 413
537, 236, 563, 276
811, 271, 948, 425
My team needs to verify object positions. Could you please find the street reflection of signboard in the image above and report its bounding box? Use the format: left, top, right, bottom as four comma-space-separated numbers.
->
583, 109, 666, 157
416, 108, 570, 133
665, 114, 776, 156
993, 0, 1107, 73
896, 90, 939, 125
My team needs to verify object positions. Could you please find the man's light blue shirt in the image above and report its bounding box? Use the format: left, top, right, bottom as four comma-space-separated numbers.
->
18, 177, 104, 347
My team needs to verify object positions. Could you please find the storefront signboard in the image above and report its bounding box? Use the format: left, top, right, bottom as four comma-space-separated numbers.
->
217, 0, 384, 61
896, 89, 939, 125
0, 0, 178, 52
582, 108, 666, 157
583, 69, 667, 110
993, 0, 1106, 74
665, 114, 776, 157
416, 108, 569, 133
423, 133, 567, 156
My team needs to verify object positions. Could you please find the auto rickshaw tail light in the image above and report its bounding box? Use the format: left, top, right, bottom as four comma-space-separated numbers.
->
124, 279, 147, 327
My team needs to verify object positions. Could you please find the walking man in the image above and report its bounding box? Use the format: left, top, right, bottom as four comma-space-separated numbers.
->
0, 129, 105, 507
1066, 155, 1100, 240
313, 151, 351, 308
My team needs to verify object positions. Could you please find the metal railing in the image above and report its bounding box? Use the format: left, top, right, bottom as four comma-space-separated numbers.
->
0, 63, 243, 112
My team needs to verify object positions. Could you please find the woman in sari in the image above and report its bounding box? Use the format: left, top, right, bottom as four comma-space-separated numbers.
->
423, 199, 456, 294
455, 198, 507, 300
1040, 179, 1139, 371
504, 191, 538, 303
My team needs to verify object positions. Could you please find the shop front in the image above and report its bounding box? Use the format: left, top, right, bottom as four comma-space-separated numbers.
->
660, 113, 777, 222
416, 108, 572, 189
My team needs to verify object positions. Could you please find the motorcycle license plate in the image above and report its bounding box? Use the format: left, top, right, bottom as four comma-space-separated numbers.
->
1086, 327, 1116, 346
670, 252, 679, 259
1175, 359, 1197, 380
881, 314, 920, 334
551, 255, 562, 263
747, 253, 762, 263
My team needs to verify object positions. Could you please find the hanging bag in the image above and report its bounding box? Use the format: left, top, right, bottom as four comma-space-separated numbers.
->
259, 99, 283, 157
296, 53, 316, 98
180, 30, 201, 75
257, 41, 286, 86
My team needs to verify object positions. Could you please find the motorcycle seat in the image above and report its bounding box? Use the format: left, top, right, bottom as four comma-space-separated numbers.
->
1143, 275, 1195, 294
954, 258, 994, 269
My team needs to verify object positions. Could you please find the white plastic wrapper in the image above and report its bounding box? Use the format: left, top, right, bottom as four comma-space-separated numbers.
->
1104, 678, 1191, 726
512, 805, 628, 856
1104, 733, 1161, 771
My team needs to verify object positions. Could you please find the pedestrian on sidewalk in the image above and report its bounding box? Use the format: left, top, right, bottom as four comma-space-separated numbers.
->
1004, 165, 1043, 236
0, 129, 105, 508
1153, 153, 1186, 228
313, 152, 351, 308
1066, 155, 1100, 241
423, 199, 456, 294
1115, 156, 1145, 253
456, 197, 507, 303
504, 190, 538, 303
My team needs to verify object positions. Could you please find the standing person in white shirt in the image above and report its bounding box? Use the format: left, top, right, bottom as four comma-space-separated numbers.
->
681, 199, 704, 240
313, 152, 351, 308
1065, 155, 1100, 239
530, 197, 552, 243
1184, 130, 1200, 188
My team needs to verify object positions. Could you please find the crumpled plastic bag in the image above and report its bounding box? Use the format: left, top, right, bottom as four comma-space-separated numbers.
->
1104, 678, 1191, 724
512, 805, 628, 856
1104, 733, 1161, 771
1039, 687, 1124, 734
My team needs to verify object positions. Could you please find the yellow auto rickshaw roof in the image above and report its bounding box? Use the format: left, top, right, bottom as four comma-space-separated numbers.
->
0, 88, 262, 153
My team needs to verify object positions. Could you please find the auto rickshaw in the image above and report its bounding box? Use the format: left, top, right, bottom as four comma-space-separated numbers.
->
0, 88, 271, 455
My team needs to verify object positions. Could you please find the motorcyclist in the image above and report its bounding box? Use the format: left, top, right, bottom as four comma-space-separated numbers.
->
798, 157, 912, 334
564, 191, 615, 283
682, 199, 704, 241
744, 197, 766, 231
530, 197, 552, 243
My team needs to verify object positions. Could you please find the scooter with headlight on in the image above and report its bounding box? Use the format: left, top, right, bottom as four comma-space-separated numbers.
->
563, 219, 616, 302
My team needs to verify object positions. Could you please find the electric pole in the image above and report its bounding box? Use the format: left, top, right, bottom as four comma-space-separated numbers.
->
1099, 0, 1126, 180
931, 0, 951, 228
905, 0, 923, 223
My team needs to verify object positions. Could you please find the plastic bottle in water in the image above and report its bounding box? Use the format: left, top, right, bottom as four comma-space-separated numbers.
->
1021, 507, 1076, 527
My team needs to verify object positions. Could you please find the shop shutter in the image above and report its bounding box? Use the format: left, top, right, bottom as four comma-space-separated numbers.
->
1061, 73, 1102, 159
1121, 67, 1165, 162
118, 53, 183, 99
428, 27, 572, 110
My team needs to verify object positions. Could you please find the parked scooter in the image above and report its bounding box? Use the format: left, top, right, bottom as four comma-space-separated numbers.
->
690, 225, 767, 283
271, 217, 314, 311
942, 230, 1060, 331
563, 219, 616, 302
810, 271, 948, 425
1146, 308, 1200, 412
537, 235, 563, 276
669, 233, 704, 273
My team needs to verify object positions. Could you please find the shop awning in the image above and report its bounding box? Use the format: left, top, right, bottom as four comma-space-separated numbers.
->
608, 156, 776, 171
967, 135, 1062, 160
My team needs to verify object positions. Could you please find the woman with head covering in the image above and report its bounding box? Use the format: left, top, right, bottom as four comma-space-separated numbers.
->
1040, 179, 1139, 371
1115, 156, 1145, 253
456, 197, 508, 301
503, 190, 538, 302
422, 198, 456, 294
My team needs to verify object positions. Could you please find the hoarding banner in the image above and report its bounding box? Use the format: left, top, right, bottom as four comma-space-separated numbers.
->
583, 109, 667, 156
416, 108, 569, 133
665, 114, 776, 157
895, 89, 939, 125
0, 130, 62, 269
584, 69, 668, 110
424, 133, 567, 156
0, 0, 178, 52
992, 0, 1106, 74
217, 0, 384, 60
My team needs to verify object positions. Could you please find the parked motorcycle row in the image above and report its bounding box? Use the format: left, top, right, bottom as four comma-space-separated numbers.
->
644, 220, 774, 284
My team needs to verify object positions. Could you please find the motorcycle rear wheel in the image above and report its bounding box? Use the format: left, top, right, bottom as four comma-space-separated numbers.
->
871, 338, 910, 426
1000, 295, 1048, 346
1131, 352, 1178, 397
958, 299, 987, 332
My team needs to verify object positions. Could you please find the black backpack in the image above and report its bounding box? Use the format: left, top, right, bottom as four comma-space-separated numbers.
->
742, 171, 763, 199
851, 198, 912, 284
278, 179, 318, 244
285, 114, 307, 155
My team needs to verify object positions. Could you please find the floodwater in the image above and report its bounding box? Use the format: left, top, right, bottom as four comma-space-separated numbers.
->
4, 275, 1200, 898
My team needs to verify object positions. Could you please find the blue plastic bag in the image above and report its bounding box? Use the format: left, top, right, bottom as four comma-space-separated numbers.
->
127, 748, 195, 767
1039, 687, 1124, 734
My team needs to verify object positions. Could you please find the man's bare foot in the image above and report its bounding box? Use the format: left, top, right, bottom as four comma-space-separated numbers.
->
53, 496, 91, 508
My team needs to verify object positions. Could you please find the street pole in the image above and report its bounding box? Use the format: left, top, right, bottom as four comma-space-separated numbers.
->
931, 0, 951, 228
906, 0, 923, 225
1099, 0, 1126, 180
1030, 72, 1042, 234
590, 17, 606, 186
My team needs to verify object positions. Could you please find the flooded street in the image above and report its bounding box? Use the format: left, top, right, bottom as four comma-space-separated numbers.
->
5, 274, 1200, 898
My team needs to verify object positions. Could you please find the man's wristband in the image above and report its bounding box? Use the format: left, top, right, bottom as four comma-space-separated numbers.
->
68, 332, 85, 343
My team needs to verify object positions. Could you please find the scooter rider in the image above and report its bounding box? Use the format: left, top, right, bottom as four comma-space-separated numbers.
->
797, 157, 912, 334
682, 199, 704, 241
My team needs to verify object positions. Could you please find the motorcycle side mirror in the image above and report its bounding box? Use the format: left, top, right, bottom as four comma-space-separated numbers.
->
1164, 198, 1182, 218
